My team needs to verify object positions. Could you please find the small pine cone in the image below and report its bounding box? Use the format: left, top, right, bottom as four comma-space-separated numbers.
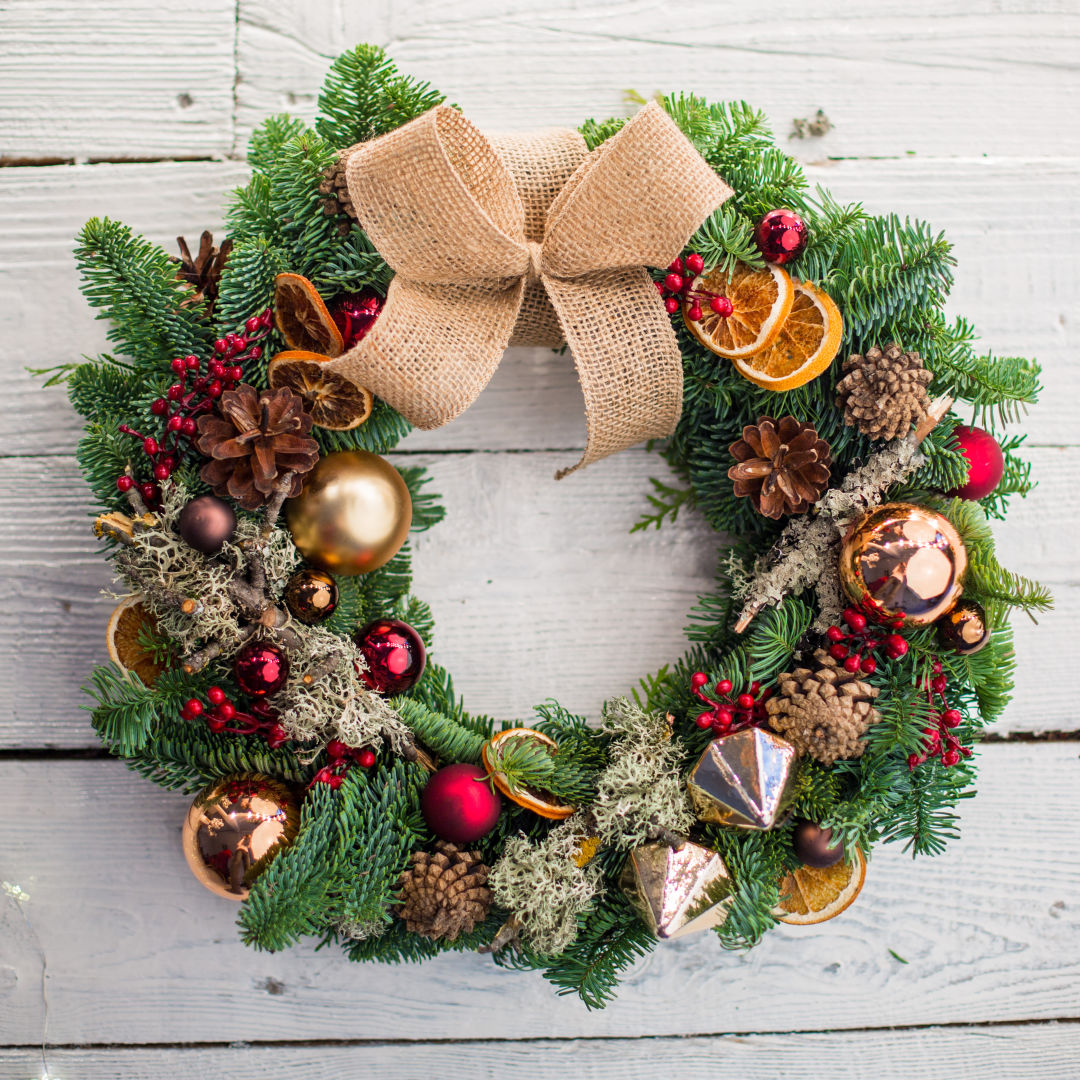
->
836, 342, 933, 441
319, 148, 360, 236
728, 416, 832, 519
766, 649, 880, 764
395, 842, 493, 942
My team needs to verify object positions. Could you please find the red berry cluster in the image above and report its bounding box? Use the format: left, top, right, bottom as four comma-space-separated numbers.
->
825, 607, 909, 675
115, 310, 273, 505
690, 672, 771, 735
908, 662, 971, 771
656, 253, 733, 323
181, 685, 291, 749
310, 739, 377, 790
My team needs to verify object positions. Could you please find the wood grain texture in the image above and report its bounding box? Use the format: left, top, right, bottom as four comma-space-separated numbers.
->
3, 1024, 1080, 1080
0, 0, 236, 162
1, 745, 1077, 1045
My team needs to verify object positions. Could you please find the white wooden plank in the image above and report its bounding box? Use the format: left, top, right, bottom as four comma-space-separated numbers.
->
235, 0, 1080, 161
1, 157, 1076, 457
3, 1024, 1080, 1080
0, 0, 236, 162
0, 744, 1077, 1044
0, 448, 1070, 751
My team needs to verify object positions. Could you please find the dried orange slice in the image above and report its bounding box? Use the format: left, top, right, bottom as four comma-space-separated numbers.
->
481, 728, 575, 820
684, 261, 793, 359
732, 280, 843, 391
267, 350, 373, 430
775, 849, 866, 925
106, 596, 167, 687
273, 273, 345, 358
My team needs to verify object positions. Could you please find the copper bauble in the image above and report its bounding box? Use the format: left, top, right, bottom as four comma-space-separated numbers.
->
936, 598, 991, 655
839, 502, 967, 626
177, 494, 236, 554
284, 568, 339, 624
285, 451, 411, 576
181, 774, 299, 900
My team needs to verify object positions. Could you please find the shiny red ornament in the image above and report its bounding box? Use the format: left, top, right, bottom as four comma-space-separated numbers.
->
331, 290, 383, 350
946, 425, 1004, 501
355, 618, 426, 694
421, 763, 502, 844
754, 208, 808, 265
233, 640, 289, 697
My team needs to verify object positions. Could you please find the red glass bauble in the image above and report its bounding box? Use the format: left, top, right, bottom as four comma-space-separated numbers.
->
233, 641, 289, 697
946, 425, 1004, 501
421, 763, 502, 844
754, 208, 808, 265
331, 290, 383, 350
355, 618, 426, 694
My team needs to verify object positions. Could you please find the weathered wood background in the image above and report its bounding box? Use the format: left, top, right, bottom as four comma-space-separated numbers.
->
1, 1, 1077, 1076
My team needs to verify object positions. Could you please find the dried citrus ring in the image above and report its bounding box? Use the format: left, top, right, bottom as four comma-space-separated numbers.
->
775, 849, 867, 925
684, 261, 793, 359
267, 350, 374, 431
273, 272, 345, 357
732, 280, 843, 391
481, 728, 575, 820
106, 596, 167, 688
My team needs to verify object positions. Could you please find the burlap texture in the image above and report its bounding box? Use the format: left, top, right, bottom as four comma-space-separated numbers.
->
324, 101, 732, 477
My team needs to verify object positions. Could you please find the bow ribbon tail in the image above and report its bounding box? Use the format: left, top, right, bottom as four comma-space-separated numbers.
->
543, 267, 684, 480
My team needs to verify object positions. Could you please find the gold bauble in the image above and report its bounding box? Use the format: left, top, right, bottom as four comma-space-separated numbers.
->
181, 774, 300, 900
839, 502, 967, 626
285, 450, 412, 576
936, 598, 992, 655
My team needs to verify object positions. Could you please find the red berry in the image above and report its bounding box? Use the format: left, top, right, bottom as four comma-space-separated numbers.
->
229, 365, 243, 382
685, 253, 704, 275
923, 726, 941, 744
207, 380, 223, 397
942, 749, 961, 767
843, 655, 861, 673
826, 625, 845, 643
171, 357, 187, 374
716, 707, 734, 724
153, 462, 171, 481
884, 634, 908, 657
907, 753, 923, 770
691, 672, 709, 688
664, 297, 681, 315
664, 272, 683, 292
668, 257, 684, 274
150, 398, 168, 415
233, 336, 247, 351
116, 475, 134, 492
860, 656, 877, 675
687, 304, 703, 321
931, 660, 944, 674
181, 417, 197, 436
213, 338, 228, 354
709, 296, 733, 317
265, 724, 290, 749
717, 679, 733, 695
249, 345, 263, 360
828, 643, 849, 661
218, 702, 236, 721
358, 749, 376, 768
260, 310, 273, 327
209, 360, 226, 378
143, 437, 158, 455
942, 708, 962, 728
932, 674, 948, 694
167, 415, 183, 432
183, 698, 203, 717
655, 280, 665, 294
246, 316, 261, 334
696, 712, 714, 729
846, 612, 867, 633
139, 482, 157, 501
207, 716, 227, 733
737, 693, 755, 710
328, 774, 344, 790
207, 686, 226, 705
326, 739, 349, 759
185, 354, 200, 369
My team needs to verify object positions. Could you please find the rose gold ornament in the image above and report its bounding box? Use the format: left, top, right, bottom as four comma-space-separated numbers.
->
181, 774, 300, 900
285, 450, 411, 576
936, 598, 991, 655
839, 502, 967, 626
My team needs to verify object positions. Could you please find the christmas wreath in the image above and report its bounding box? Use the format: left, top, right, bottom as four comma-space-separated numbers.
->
46, 45, 1052, 1008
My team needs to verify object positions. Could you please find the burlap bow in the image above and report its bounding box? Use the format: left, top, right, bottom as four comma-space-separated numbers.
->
324, 102, 732, 477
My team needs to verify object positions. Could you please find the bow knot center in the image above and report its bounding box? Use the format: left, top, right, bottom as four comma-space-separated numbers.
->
524, 241, 544, 284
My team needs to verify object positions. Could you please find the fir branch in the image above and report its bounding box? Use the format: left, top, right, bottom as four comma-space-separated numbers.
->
631, 476, 696, 532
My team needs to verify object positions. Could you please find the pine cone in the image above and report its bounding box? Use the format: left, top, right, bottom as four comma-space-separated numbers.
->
318, 148, 359, 237
766, 649, 880, 764
395, 842, 493, 942
173, 231, 233, 312
836, 342, 933, 441
195, 385, 319, 510
728, 416, 832, 519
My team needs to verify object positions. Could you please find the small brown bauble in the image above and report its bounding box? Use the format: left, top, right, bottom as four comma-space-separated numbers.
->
284, 568, 339, 624
936, 598, 991, 656
181, 774, 299, 900
178, 494, 236, 554
791, 819, 845, 869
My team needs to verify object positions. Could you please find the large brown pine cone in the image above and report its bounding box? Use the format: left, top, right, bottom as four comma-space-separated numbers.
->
195, 384, 319, 510
766, 649, 880, 764
835, 342, 933, 441
728, 416, 832, 519
395, 842, 493, 942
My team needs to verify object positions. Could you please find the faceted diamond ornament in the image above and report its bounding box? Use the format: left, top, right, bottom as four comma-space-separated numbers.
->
619, 841, 733, 939
688, 727, 798, 829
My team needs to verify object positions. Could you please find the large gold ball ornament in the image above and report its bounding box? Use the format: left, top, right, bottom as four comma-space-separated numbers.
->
839, 502, 967, 626
285, 450, 412, 576
181, 774, 300, 900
